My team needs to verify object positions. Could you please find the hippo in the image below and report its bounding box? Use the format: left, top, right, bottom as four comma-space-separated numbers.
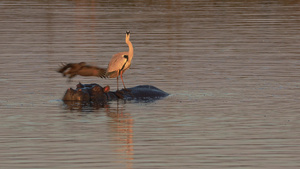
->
62, 83, 169, 108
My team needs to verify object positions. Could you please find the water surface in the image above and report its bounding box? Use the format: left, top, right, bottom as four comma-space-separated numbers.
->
0, 0, 300, 168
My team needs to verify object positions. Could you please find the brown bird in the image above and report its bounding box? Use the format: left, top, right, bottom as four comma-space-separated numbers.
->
106, 30, 134, 90
57, 62, 106, 80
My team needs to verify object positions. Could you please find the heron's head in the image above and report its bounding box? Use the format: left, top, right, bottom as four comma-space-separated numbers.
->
126, 30, 130, 41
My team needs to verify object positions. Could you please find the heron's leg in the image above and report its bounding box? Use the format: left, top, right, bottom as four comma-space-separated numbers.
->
120, 71, 127, 89
120, 71, 132, 93
117, 76, 119, 91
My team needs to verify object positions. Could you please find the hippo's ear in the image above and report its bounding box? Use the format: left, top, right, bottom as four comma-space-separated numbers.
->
76, 82, 83, 89
103, 85, 110, 93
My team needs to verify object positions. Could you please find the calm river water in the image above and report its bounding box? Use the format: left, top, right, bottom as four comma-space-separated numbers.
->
0, 0, 300, 168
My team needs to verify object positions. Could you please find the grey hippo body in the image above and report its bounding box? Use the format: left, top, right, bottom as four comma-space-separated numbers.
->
62, 83, 169, 107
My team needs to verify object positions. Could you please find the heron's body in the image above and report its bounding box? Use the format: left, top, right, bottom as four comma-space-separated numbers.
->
106, 52, 130, 78
106, 31, 134, 90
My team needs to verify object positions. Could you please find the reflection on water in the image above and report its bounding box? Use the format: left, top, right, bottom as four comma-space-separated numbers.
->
0, 0, 300, 168
63, 100, 108, 111
107, 102, 134, 169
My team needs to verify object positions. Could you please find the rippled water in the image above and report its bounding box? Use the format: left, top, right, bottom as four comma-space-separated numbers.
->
1, 0, 300, 168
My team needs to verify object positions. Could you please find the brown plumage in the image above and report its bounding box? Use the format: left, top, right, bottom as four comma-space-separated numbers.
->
57, 62, 106, 80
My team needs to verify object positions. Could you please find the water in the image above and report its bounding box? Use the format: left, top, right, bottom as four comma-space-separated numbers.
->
0, 0, 300, 168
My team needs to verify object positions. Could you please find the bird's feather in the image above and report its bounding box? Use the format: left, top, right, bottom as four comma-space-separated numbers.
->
106, 70, 118, 78
57, 62, 106, 79
106, 52, 128, 76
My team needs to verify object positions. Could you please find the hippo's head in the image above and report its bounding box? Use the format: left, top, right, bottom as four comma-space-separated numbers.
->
63, 83, 110, 104
62, 87, 90, 101
90, 85, 110, 103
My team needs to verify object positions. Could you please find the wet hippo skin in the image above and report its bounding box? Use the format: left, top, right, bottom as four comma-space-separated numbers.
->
62, 83, 169, 105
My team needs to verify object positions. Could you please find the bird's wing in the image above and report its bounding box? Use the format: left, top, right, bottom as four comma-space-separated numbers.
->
96, 67, 107, 78
57, 63, 71, 73
106, 52, 128, 73
78, 65, 107, 78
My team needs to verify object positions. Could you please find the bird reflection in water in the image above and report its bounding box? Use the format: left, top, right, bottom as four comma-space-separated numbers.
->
106, 101, 134, 169
62, 100, 134, 168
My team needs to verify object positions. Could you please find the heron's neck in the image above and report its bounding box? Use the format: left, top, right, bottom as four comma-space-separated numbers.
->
126, 40, 134, 61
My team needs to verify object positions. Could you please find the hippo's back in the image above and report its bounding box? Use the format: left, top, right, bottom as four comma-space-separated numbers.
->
124, 85, 169, 100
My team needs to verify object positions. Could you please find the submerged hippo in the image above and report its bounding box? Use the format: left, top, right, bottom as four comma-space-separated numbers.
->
62, 83, 169, 106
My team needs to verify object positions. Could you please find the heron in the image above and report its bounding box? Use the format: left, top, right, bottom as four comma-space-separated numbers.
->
106, 30, 134, 90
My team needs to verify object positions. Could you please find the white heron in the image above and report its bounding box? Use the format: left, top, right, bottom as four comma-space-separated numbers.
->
106, 30, 134, 90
